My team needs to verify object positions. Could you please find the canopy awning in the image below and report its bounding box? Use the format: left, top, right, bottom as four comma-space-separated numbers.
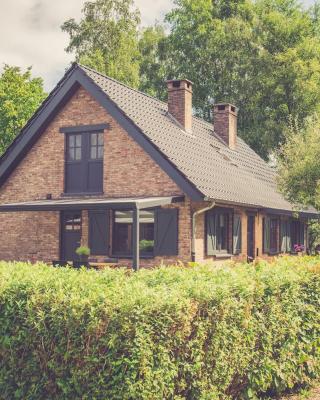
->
0, 196, 184, 212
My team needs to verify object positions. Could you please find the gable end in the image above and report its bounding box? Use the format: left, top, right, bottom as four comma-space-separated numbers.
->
0, 65, 203, 201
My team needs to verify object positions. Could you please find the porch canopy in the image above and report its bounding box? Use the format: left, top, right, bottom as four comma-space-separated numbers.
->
0, 195, 184, 270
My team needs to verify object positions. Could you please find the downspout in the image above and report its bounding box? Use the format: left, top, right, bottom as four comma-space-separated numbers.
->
191, 201, 216, 262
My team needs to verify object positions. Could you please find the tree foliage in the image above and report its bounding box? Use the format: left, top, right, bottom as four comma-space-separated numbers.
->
277, 115, 320, 211
62, 0, 320, 159
165, 0, 320, 159
138, 24, 169, 101
0, 65, 46, 156
61, 0, 141, 87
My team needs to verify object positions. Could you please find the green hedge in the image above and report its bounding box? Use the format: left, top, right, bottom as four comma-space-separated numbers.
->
0, 257, 319, 399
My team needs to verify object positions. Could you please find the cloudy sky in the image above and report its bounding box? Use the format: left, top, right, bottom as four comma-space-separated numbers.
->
0, 0, 316, 91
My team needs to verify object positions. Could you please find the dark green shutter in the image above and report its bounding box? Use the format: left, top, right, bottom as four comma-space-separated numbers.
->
155, 209, 178, 256
89, 210, 109, 255
207, 211, 217, 256
263, 217, 270, 253
300, 223, 305, 246
233, 214, 242, 254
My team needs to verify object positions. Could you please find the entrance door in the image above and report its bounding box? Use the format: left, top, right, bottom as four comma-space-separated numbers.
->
247, 215, 255, 260
61, 211, 82, 260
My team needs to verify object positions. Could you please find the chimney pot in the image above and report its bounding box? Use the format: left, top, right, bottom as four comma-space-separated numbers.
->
166, 79, 193, 132
213, 103, 238, 150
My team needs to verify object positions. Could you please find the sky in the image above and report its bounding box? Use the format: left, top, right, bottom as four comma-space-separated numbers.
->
0, 0, 316, 91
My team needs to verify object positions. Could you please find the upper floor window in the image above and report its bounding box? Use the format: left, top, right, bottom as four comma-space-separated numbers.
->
68, 134, 82, 161
65, 131, 104, 194
90, 133, 104, 160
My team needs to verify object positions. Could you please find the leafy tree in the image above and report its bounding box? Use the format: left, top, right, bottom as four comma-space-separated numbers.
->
165, 0, 320, 159
138, 24, 169, 100
0, 65, 46, 156
277, 115, 320, 210
62, 0, 141, 88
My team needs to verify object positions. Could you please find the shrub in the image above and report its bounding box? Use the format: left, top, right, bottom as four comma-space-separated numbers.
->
0, 256, 319, 399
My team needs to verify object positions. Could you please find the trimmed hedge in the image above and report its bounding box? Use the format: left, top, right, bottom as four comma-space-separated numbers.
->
0, 257, 319, 399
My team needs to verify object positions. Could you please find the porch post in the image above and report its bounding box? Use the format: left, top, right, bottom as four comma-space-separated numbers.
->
132, 207, 140, 271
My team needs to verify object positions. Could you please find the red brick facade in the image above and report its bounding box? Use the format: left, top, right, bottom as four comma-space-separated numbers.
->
0, 86, 307, 267
0, 86, 189, 266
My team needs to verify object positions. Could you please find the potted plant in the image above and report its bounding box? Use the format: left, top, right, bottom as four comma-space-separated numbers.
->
293, 244, 305, 256
75, 246, 90, 268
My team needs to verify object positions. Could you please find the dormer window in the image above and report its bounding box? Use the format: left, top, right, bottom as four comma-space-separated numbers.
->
61, 125, 107, 194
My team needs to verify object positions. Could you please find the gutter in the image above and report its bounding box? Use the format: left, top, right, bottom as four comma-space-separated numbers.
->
191, 201, 216, 262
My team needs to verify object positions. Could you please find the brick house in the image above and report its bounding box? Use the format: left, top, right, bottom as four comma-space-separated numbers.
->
0, 64, 317, 269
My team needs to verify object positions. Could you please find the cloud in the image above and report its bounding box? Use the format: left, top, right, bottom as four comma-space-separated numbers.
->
0, 0, 173, 91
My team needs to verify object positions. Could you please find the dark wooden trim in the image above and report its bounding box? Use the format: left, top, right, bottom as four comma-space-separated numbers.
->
59, 123, 109, 133
132, 208, 140, 271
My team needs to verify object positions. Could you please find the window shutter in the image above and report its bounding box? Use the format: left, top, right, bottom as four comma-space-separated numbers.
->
263, 217, 270, 253
206, 211, 217, 256
300, 223, 305, 246
89, 210, 109, 255
155, 209, 178, 256
233, 214, 242, 255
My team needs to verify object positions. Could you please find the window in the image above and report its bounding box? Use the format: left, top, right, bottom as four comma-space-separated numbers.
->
263, 216, 279, 254
233, 214, 242, 255
90, 132, 104, 159
280, 220, 291, 253
112, 210, 155, 256
207, 209, 230, 255
65, 131, 104, 193
269, 218, 279, 253
64, 213, 81, 231
68, 134, 82, 161
291, 220, 305, 251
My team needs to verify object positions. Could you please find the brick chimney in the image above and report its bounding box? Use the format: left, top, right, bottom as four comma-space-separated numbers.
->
213, 103, 238, 150
166, 79, 193, 132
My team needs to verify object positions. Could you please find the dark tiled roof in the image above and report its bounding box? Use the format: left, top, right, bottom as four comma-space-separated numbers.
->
0, 63, 316, 215
80, 65, 307, 213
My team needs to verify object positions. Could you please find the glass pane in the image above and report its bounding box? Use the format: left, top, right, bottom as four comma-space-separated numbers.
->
69, 148, 76, 161
91, 133, 97, 146
91, 146, 97, 159
97, 146, 104, 159
98, 133, 104, 145
113, 211, 133, 255
76, 134, 82, 147
75, 147, 82, 160
65, 214, 81, 231
69, 135, 75, 147
115, 211, 133, 223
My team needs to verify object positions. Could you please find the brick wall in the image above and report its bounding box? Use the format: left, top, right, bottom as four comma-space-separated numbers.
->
0, 86, 185, 264
167, 80, 193, 133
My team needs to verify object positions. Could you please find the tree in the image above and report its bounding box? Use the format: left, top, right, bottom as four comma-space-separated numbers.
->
62, 0, 141, 88
277, 115, 320, 210
0, 65, 46, 156
138, 24, 169, 101
165, 0, 320, 159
